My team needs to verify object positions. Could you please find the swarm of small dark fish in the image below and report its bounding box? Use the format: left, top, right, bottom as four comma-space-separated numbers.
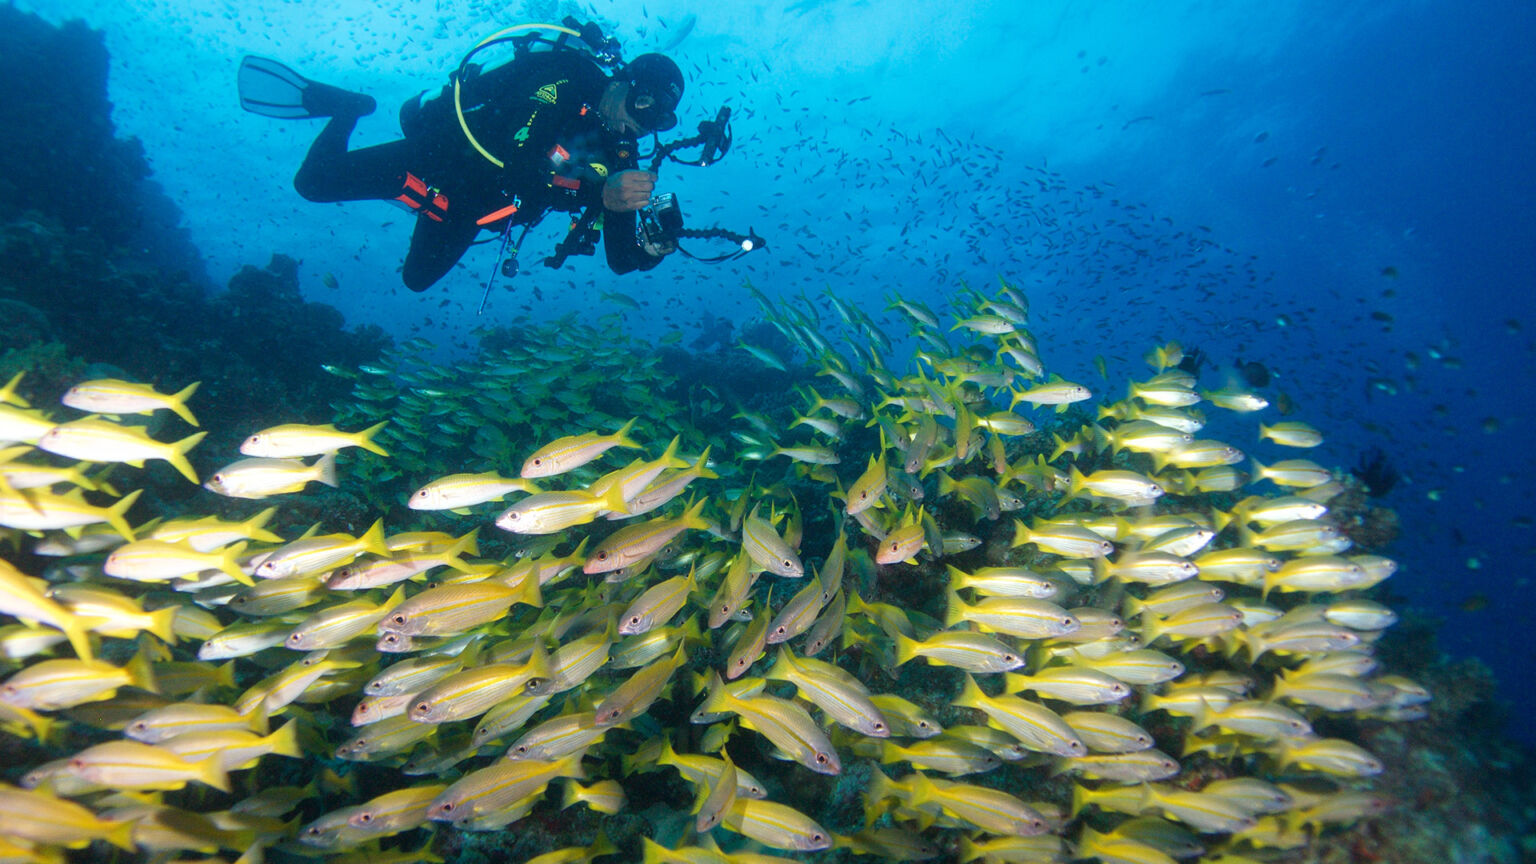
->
0, 278, 1426, 863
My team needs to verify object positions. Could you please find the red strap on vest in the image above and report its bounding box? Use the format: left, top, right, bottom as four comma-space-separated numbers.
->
394, 173, 448, 221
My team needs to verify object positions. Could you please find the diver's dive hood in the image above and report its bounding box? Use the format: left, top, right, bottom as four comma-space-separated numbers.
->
623, 53, 684, 132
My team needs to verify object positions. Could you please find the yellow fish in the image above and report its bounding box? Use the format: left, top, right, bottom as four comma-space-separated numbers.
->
62, 378, 200, 426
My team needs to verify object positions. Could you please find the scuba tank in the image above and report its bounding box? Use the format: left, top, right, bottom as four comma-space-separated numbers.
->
399, 18, 620, 148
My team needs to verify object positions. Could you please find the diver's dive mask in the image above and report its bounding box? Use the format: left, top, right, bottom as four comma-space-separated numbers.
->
623, 53, 683, 132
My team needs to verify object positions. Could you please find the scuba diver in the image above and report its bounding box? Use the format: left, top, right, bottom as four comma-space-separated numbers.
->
237, 21, 687, 293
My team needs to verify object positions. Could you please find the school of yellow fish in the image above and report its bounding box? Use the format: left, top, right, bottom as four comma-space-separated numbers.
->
0, 277, 1425, 864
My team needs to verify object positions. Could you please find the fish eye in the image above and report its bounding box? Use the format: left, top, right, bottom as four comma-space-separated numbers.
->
516, 745, 528, 754
815, 753, 828, 764
872, 721, 886, 732
441, 802, 454, 813
358, 813, 372, 823
393, 615, 407, 625
628, 616, 641, 626
596, 551, 608, 560
532, 459, 542, 466
414, 702, 430, 714
813, 833, 825, 843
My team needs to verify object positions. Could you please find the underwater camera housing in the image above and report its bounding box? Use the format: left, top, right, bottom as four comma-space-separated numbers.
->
638, 192, 683, 257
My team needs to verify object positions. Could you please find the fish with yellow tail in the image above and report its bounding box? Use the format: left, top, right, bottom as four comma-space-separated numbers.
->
741, 504, 804, 577
843, 447, 889, 516
150, 506, 283, 551
0, 651, 156, 710
408, 471, 540, 511
0, 783, 137, 850
240, 420, 390, 457
0, 558, 97, 661
952, 674, 1086, 757
0, 486, 141, 541
62, 378, 201, 426
61, 740, 230, 793
585, 499, 711, 575
255, 518, 391, 579
204, 453, 337, 499
722, 797, 833, 852
495, 486, 630, 534
874, 505, 927, 565
36, 418, 205, 483
104, 538, 253, 586
521, 417, 641, 478
1010, 376, 1092, 412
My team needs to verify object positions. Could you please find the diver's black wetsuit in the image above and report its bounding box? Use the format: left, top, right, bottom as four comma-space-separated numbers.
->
293, 51, 661, 291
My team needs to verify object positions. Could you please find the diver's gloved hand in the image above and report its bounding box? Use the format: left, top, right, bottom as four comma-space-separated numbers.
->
603, 170, 656, 212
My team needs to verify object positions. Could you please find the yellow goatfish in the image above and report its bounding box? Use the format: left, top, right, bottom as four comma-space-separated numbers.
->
0, 783, 136, 850
408, 472, 539, 511
104, 538, 252, 586
741, 505, 804, 577
62, 378, 200, 426
36, 418, 205, 483
240, 420, 389, 458
496, 487, 629, 535
0, 487, 141, 541
0, 558, 96, 660
521, 417, 640, 478
0, 653, 155, 710
62, 740, 230, 792
204, 453, 337, 499
585, 500, 710, 575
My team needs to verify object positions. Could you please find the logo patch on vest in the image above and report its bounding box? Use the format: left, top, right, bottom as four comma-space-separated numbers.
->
534, 83, 559, 104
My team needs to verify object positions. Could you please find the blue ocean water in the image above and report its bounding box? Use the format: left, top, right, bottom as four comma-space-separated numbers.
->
17, 0, 1535, 747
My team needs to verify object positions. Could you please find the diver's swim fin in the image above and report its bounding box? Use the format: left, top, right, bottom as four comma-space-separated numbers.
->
238, 55, 376, 120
